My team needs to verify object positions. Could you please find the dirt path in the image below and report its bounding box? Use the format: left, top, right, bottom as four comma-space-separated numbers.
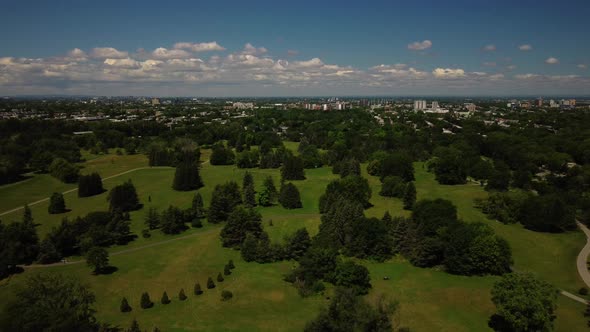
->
22, 227, 220, 269
576, 221, 590, 289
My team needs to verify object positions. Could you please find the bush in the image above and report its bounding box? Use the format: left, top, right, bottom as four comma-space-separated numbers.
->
228, 259, 235, 269
140, 292, 153, 309
141, 229, 151, 238
120, 297, 132, 312
207, 277, 216, 289
224, 264, 232, 275
161, 291, 170, 304
49, 158, 79, 183
221, 290, 233, 301
217, 272, 224, 282
179, 288, 187, 301
579, 287, 589, 296
48, 192, 66, 214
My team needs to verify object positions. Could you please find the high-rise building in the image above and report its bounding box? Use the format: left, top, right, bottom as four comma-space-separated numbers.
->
431, 101, 439, 110
413, 100, 427, 111
537, 97, 543, 107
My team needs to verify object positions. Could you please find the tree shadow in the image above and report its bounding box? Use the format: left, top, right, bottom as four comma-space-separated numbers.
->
97, 266, 118, 275
488, 314, 511, 332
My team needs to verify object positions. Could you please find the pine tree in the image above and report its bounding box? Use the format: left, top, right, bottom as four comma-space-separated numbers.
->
48, 192, 66, 214
128, 319, 141, 332
194, 282, 203, 295
144, 207, 160, 230
403, 182, 416, 210
191, 192, 205, 219
207, 277, 216, 289
259, 176, 278, 206
241, 233, 259, 262
78, 173, 104, 197
120, 297, 132, 312
224, 264, 232, 275
23, 204, 33, 226
279, 183, 302, 209
281, 155, 305, 180
179, 288, 187, 301
161, 291, 170, 304
140, 292, 153, 309
228, 259, 235, 269
172, 162, 204, 191
243, 172, 256, 207
217, 272, 224, 282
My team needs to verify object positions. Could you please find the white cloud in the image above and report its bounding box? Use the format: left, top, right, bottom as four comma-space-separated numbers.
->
483, 44, 496, 51
515, 73, 541, 80
242, 43, 268, 55
489, 73, 505, 80
293, 58, 324, 68
104, 58, 140, 68
173, 41, 225, 52
432, 68, 465, 78
518, 44, 532, 51
545, 57, 559, 64
578, 64, 588, 69
151, 47, 191, 60
68, 48, 87, 59
407, 40, 432, 51
90, 47, 128, 59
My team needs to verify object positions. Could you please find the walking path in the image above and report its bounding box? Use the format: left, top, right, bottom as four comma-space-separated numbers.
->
576, 221, 590, 289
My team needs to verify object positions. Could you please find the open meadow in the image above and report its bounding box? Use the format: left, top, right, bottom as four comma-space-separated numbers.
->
0, 145, 587, 331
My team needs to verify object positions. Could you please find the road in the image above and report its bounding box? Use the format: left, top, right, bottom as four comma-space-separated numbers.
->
576, 221, 590, 289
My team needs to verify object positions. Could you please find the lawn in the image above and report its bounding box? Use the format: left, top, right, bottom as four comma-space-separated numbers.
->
0, 148, 587, 331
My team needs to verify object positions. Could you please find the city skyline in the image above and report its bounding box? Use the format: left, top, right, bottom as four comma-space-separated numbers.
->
1, 0, 589, 96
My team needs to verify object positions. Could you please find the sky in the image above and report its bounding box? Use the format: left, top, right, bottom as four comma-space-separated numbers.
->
0, 0, 589, 96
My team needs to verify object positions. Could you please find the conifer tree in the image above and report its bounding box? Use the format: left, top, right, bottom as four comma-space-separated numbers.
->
140, 292, 153, 309
172, 161, 203, 191
259, 176, 278, 206
228, 259, 235, 269
120, 297, 132, 312
48, 192, 66, 214
144, 207, 160, 230
403, 182, 417, 210
243, 172, 256, 207
179, 288, 187, 301
241, 233, 259, 262
207, 277, 216, 289
194, 282, 203, 295
128, 319, 141, 332
191, 192, 205, 219
23, 204, 33, 225
217, 272, 224, 282
281, 155, 305, 180
224, 264, 232, 275
279, 183, 302, 209
161, 291, 170, 304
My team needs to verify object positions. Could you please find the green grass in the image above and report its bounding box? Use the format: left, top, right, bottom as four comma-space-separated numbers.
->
0, 155, 587, 331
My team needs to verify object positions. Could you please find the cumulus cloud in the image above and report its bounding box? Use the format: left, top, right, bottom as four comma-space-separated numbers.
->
68, 48, 87, 59
518, 44, 532, 51
242, 43, 268, 55
90, 47, 128, 59
515, 73, 541, 79
173, 41, 225, 52
151, 47, 191, 60
545, 57, 559, 64
104, 58, 140, 68
483, 44, 496, 51
432, 68, 465, 78
407, 40, 432, 51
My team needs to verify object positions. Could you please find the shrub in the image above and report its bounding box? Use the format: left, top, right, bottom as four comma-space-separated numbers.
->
224, 264, 232, 275
221, 290, 233, 301
48, 192, 66, 214
140, 292, 153, 309
207, 277, 216, 289
120, 297, 132, 312
141, 229, 151, 238
179, 288, 187, 301
194, 283, 203, 295
217, 272, 224, 282
228, 259, 235, 269
161, 291, 170, 304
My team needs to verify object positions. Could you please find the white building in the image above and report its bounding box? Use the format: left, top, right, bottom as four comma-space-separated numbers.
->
431, 101, 439, 110
413, 100, 427, 111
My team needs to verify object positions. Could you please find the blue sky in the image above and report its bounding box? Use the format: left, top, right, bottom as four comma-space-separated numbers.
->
0, 0, 589, 96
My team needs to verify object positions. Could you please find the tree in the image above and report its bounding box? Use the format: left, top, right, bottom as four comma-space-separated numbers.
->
161, 291, 170, 304
281, 155, 306, 180
23, 204, 33, 225
208, 182, 242, 223
221, 290, 233, 301
172, 161, 204, 191
0, 273, 98, 332
379, 176, 407, 198
207, 277, 216, 289
319, 176, 372, 213
224, 264, 232, 275
333, 261, 372, 295
144, 207, 160, 230
486, 160, 511, 192
48, 192, 66, 214
243, 171, 256, 207
140, 292, 154, 309
221, 207, 263, 247
431, 147, 467, 185
316, 197, 364, 248
217, 272, 224, 282
178, 288, 187, 301
120, 297, 132, 312
49, 157, 79, 183
78, 173, 104, 197
241, 233, 259, 262
228, 259, 235, 269
258, 176, 278, 207
107, 180, 140, 212
285, 228, 312, 260
444, 222, 512, 276
279, 183, 303, 209
160, 205, 187, 234
519, 194, 576, 232
128, 319, 141, 332
379, 152, 415, 182
86, 246, 109, 274
403, 182, 416, 210
194, 282, 203, 295
190, 192, 205, 219
210, 143, 235, 165
36, 238, 61, 264
491, 273, 558, 332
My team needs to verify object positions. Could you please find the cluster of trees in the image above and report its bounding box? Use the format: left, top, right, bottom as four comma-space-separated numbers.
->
0, 207, 39, 278
208, 182, 242, 223
78, 173, 104, 197
144, 193, 206, 234
147, 139, 201, 167
49, 158, 80, 183
210, 143, 235, 165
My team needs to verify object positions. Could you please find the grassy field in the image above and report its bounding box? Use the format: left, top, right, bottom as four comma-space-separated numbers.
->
0, 145, 587, 331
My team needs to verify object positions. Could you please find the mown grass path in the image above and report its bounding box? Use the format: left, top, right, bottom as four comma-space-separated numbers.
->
576, 222, 590, 289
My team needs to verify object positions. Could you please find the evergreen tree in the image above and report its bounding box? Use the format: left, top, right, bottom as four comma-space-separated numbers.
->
49, 158, 79, 183
36, 238, 61, 264
194, 282, 203, 295
224, 264, 232, 275
128, 319, 141, 332
241, 233, 259, 262
217, 272, 224, 282
228, 259, 235, 269
23, 204, 33, 226
208, 182, 242, 223
140, 292, 153, 309
243, 172, 256, 207
220, 207, 263, 247
207, 277, 216, 289
78, 173, 104, 197
120, 297, 132, 312
107, 180, 140, 212
48, 192, 66, 214
86, 246, 109, 274
179, 288, 187, 301
382, 211, 392, 224
191, 192, 205, 219
279, 183, 303, 209
161, 291, 170, 304
281, 155, 306, 180
221, 290, 233, 301
403, 182, 416, 210
286, 228, 312, 259
172, 161, 204, 191
160, 205, 187, 234
144, 207, 160, 230
259, 176, 278, 207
